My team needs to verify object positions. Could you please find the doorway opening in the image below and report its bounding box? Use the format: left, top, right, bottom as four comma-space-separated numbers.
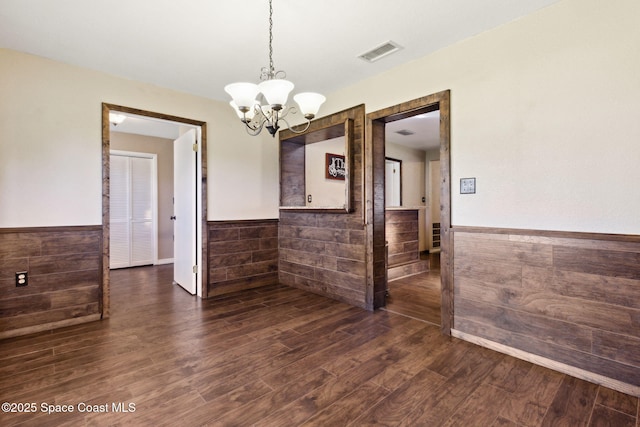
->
101, 103, 208, 318
367, 90, 452, 335
383, 111, 441, 325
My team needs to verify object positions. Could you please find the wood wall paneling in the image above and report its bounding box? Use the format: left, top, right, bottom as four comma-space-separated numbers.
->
279, 106, 369, 309
385, 209, 429, 281
452, 227, 640, 395
0, 226, 102, 338
386, 210, 420, 267
207, 220, 279, 297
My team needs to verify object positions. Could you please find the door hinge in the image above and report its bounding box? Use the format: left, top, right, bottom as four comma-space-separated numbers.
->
192, 143, 198, 152
192, 265, 198, 274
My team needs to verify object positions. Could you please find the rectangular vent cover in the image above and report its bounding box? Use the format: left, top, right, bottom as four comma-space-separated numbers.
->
358, 41, 402, 63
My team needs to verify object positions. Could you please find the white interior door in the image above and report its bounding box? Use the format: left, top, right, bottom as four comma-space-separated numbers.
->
385, 159, 401, 207
173, 129, 197, 294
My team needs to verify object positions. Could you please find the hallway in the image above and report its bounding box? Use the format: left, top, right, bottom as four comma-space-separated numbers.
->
384, 267, 441, 325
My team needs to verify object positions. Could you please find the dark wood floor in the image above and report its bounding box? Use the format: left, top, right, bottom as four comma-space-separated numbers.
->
1, 265, 638, 426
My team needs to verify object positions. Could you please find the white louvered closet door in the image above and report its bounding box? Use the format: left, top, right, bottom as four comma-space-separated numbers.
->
110, 155, 131, 268
130, 157, 153, 266
110, 153, 154, 269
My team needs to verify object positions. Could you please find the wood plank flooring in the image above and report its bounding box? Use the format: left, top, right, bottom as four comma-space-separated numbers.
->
1, 264, 638, 426
384, 267, 441, 325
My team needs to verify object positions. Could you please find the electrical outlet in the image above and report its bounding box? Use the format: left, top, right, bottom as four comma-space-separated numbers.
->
307, 194, 312, 203
16, 271, 28, 287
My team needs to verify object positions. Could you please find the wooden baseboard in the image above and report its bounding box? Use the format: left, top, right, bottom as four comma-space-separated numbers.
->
0, 314, 102, 340
451, 329, 640, 398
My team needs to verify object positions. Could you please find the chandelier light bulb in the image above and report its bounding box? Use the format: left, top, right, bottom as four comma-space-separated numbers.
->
258, 79, 294, 109
230, 101, 257, 121
224, 83, 260, 110
293, 92, 326, 119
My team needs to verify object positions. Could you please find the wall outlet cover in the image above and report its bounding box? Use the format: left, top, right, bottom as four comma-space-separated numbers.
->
16, 271, 28, 287
460, 178, 476, 194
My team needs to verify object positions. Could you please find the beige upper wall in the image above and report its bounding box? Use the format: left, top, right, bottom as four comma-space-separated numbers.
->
322, 0, 640, 234
1, 0, 639, 234
0, 48, 278, 227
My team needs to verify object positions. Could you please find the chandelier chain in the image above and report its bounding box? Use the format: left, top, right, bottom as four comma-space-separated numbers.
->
268, 0, 274, 76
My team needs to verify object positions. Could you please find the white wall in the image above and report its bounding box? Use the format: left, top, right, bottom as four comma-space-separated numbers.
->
321, 0, 640, 235
0, 48, 279, 227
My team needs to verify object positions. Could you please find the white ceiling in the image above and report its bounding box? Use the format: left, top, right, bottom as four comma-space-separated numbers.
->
1, 0, 561, 148
110, 112, 183, 140
386, 111, 441, 151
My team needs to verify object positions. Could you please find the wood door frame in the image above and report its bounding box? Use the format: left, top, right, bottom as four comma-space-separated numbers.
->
101, 103, 208, 318
366, 90, 452, 335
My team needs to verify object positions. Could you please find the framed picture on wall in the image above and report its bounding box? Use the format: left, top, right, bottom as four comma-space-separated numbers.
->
325, 153, 346, 180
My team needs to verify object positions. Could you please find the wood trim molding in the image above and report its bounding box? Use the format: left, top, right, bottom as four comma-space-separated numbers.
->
208, 219, 279, 226
366, 89, 452, 335
101, 103, 208, 318
0, 225, 102, 234
452, 329, 640, 398
452, 225, 640, 243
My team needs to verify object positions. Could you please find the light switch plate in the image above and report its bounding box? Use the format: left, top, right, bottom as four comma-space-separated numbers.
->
460, 178, 476, 194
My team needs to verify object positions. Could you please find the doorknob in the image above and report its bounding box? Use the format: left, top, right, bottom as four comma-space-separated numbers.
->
170, 216, 176, 220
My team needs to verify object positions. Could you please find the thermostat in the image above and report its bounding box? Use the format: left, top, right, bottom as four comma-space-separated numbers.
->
460, 178, 476, 194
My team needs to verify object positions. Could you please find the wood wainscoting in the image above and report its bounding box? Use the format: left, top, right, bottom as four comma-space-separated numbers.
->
451, 226, 640, 396
0, 226, 102, 339
207, 220, 279, 297
279, 212, 367, 309
385, 209, 429, 281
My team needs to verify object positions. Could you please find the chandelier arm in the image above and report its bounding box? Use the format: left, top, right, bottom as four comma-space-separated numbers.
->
255, 103, 280, 129
241, 110, 267, 134
279, 116, 312, 134
244, 119, 267, 136
278, 106, 294, 120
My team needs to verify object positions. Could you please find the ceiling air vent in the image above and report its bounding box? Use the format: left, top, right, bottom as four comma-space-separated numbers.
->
395, 129, 414, 136
358, 41, 403, 63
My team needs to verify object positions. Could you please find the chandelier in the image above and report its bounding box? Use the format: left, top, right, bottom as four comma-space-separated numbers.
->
224, 0, 325, 137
